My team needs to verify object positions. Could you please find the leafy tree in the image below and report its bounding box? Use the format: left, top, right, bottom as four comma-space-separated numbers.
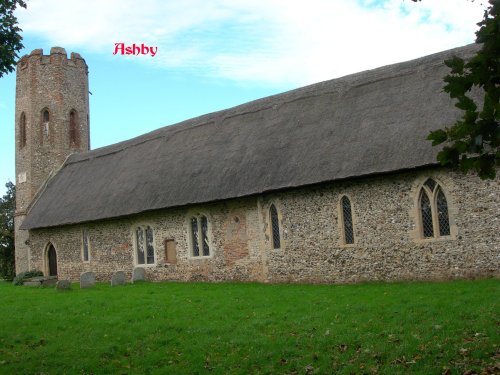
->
0, 182, 16, 280
0, 0, 27, 78
427, 0, 499, 179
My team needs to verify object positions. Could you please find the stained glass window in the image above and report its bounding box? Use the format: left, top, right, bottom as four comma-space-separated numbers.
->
419, 179, 451, 239
145, 226, 155, 264
191, 217, 200, 256
191, 215, 210, 257
424, 178, 436, 191
270, 204, 281, 249
420, 191, 434, 238
201, 216, 210, 256
136, 227, 145, 264
437, 189, 450, 236
135, 226, 155, 264
341, 196, 354, 244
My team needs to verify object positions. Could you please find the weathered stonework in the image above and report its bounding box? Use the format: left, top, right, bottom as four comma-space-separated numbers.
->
14, 48, 90, 275
26, 167, 499, 284
14, 46, 499, 284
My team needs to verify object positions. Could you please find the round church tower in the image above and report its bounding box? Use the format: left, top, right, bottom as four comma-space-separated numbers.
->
14, 47, 90, 274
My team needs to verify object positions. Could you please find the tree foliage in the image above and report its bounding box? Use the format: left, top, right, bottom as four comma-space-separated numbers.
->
0, 182, 16, 280
427, 0, 499, 179
0, 0, 27, 78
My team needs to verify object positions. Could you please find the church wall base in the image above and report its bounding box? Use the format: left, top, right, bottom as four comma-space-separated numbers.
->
26, 168, 500, 283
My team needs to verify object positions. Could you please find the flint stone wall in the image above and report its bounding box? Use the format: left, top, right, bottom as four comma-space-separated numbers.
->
27, 168, 499, 283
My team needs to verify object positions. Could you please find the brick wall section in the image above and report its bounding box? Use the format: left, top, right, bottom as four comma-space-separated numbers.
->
27, 167, 499, 283
15, 48, 90, 274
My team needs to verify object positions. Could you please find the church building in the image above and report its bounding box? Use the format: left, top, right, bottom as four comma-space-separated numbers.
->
14, 45, 499, 283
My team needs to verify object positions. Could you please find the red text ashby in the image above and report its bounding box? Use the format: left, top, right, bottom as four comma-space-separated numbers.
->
113, 43, 158, 57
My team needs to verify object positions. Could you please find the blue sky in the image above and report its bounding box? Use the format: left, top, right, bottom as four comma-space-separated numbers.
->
0, 0, 486, 196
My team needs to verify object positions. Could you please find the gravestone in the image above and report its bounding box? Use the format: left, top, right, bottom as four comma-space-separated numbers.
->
111, 271, 126, 286
56, 280, 71, 290
80, 271, 96, 288
132, 267, 145, 283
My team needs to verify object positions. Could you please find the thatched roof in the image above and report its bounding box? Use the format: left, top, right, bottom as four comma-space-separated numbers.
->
22, 44, 478, 230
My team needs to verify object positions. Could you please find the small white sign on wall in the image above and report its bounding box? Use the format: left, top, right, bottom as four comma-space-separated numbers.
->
18, 172, 26, 184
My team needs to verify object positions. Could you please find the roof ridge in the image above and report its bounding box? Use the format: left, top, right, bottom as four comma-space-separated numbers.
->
67, 43, 478, 165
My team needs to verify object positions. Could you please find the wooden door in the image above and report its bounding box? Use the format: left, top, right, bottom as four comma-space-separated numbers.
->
164, 239, 177, 264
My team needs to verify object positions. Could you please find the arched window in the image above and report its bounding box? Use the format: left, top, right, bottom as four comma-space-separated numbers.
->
69, 110, 80, 147
41, 109, 50, 142
340, 196, 355, 245
270, 204, 281, 249
190, 214, 211, 257
19, 112, 26, 148
418, 178, 451, 239
135, 225, 155, 265
82, 228, 90, 262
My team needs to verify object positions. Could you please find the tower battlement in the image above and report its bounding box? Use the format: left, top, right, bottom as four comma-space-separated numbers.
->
17, 47, 88, 71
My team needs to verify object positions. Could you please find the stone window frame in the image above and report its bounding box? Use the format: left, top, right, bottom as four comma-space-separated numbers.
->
132, 224, 157, 266
69, 109, 80, 147
269, 203, 281, 249
186, 211, 214, 259
412, 176, 457, 242
40, 107, 50, 144
81, 228, 91, 263
265, 201, 284, 251
19, 112, 27, 149
338, 194, 357, 247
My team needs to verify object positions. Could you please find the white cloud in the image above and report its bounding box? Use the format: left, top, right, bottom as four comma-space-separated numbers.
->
17, 0, 485, 85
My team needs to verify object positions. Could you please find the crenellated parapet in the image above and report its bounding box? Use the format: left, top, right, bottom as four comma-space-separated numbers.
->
17, 47, 88, 72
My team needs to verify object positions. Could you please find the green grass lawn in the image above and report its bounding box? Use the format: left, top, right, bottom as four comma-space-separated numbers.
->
0, 279, 498, 374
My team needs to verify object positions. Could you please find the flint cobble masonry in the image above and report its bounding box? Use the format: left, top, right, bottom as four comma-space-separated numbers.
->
27, 168, 499, 283
15, 45, 499, 284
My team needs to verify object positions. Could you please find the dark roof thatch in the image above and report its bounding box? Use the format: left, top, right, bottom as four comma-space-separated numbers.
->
22, 44, 479, 230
